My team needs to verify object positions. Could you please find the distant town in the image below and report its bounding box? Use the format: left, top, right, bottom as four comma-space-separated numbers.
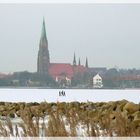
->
0, 18, 140, 89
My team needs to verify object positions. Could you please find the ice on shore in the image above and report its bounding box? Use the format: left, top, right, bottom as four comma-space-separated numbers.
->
0, 89, 139, 103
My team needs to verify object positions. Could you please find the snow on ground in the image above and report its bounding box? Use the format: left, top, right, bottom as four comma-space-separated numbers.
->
0, 89, 139, 103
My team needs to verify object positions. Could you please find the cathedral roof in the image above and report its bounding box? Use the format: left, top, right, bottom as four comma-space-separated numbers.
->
49, 63, 88, 79
73, 65, 88, 74
49, 63, 74, 78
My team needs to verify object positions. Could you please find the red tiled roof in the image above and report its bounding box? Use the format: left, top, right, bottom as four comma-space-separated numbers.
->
49, 63, 74, 78
73, 65, 88, 74
49, 63, 88, 79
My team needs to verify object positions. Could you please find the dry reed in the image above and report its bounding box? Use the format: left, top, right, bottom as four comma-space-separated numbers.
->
0, 101, 139, 137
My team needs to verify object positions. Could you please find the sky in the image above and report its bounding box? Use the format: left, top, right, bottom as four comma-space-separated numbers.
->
0, 4, 140, 73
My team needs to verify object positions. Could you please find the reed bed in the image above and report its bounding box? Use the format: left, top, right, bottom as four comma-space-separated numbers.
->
0, 100, 139, 137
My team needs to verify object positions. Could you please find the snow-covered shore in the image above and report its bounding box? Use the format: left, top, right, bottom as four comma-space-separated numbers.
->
0, 89, 139, 103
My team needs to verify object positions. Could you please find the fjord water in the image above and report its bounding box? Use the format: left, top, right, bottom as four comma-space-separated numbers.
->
0, 89, 139, 103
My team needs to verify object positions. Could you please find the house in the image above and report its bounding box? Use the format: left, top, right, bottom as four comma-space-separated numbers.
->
93, 73, 103, 88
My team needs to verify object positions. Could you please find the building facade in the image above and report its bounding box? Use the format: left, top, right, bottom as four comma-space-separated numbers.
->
93, 74, 103, 88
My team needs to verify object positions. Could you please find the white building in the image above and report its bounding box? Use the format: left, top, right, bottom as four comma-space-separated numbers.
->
55, 76, 71, 87
93, 74, 103, 88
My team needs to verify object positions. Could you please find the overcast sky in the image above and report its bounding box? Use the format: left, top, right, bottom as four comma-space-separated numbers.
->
0, 4, 140, 73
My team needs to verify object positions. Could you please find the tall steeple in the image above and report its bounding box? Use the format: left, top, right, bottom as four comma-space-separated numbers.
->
73, 52, 76, 66
41, 17, 47, 39
78, 58, 81, 66
85, 57, 88, 68
37, 18, 50, 75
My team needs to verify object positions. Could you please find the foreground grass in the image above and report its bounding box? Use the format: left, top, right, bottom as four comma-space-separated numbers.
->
0, 100, 139, 137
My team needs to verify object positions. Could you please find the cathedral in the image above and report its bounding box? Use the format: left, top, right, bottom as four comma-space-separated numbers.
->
37, 19, 88, 85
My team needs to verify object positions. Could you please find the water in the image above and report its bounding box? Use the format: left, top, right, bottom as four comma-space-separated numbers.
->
0, 89, 139, 103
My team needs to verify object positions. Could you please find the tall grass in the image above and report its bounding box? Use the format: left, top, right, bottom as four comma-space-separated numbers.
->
0, 101, 139, 137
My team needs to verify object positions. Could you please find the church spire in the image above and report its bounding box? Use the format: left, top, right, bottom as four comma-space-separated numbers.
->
85, 57, 88, 68
41, 17, 47, 39
78, 58, 81, 66
37, 18, 50, 75
73, 52, 76, 66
